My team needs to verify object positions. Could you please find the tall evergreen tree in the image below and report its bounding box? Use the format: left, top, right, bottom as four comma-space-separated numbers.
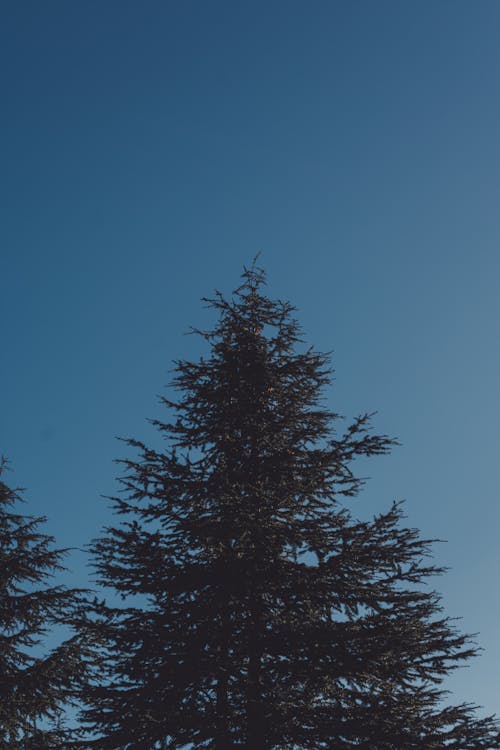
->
0, 460, 85, 749
81, 264, 500, 749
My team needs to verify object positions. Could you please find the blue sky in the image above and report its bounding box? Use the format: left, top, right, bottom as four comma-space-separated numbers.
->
2, 0, 500, 715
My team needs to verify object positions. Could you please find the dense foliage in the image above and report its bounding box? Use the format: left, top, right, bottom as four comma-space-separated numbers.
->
79, 264, 499, 749
0, 460, 85, 749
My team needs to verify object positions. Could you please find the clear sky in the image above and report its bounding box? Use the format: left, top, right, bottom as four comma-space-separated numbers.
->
2, 0, 500, 716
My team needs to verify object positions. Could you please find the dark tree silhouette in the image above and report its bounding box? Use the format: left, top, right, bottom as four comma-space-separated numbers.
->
81, 264, 500, 749
0, 459, 86, 749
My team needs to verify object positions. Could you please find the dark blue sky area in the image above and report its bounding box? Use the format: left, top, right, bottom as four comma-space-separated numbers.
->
2, 1, 500, 713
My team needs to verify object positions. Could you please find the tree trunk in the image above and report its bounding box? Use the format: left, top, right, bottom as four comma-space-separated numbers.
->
216, 667, 230, 750
216, 593, 231, 750
246, 597, 264, 750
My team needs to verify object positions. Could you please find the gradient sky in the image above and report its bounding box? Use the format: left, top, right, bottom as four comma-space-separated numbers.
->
2, 0, 500, 716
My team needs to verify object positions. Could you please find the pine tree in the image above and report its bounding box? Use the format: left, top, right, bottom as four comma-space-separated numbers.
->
81, 263, 500, 749
0, 460, 85, 749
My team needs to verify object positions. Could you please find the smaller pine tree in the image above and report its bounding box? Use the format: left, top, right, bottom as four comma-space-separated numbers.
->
0, 459, 86, 749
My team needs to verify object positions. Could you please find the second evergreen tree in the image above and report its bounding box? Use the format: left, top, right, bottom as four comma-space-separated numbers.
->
0, 460, 86, 749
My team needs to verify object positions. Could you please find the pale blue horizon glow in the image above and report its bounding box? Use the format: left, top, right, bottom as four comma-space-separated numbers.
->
1, 0, 500, 717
